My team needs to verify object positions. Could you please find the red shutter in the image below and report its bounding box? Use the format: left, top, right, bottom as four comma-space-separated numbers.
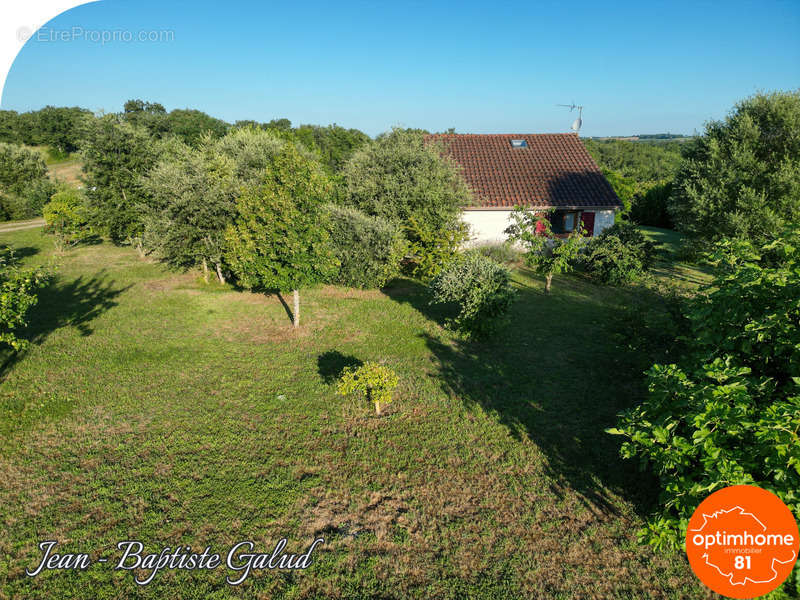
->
581, 211, 595, 236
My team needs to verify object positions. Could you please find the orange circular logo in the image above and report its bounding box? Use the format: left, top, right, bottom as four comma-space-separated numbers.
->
686, 485, 799, 598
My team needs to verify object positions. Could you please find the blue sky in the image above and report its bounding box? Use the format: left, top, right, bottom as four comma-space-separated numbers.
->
3, 0, 799, 137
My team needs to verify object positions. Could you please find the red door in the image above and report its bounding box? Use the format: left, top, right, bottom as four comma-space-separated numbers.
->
581, 211, 595, 236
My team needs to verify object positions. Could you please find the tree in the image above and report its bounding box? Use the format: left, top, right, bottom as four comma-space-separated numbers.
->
34, 106, 92, 155
123, 99, 169, 137
0, 249, 50, 351
602, 169, 637, 221
164, 109, 229, 146
213, 126, 288, 185
337, 362, 399, 415
669, 90, 800, 248
0, 143, 54, 220
81, 115, 158, 247
341, 128, 470, 234
0, 142, 48, 195
0, 110, 21, 144
325, 204, 406, 289
293, 124, 371, 173
141, 137, 237, 282
504, 207, 586, 292
43, 189, 92, 253
608, 229, 800, 553
225, 143, 338, 328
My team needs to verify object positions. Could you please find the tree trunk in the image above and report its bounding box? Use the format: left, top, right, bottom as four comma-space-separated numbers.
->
292, 289, 300, 328
374, 401, 382, 415
215, 263, 226, 284
202, 259, 209, 283
545, 273, 553, 293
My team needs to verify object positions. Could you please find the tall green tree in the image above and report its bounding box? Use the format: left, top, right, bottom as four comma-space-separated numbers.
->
341, 128, 470, 233
81, 115, 158, 247
141, 137, 237, 282
669, 90, 800, 248
225, 143, 338, 327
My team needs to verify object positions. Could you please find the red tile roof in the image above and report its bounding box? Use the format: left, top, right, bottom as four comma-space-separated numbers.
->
427, 133, 621, 210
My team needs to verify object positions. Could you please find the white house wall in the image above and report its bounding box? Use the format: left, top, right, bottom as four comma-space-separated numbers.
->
462, 209, 617, 245
462, 210, 514, 245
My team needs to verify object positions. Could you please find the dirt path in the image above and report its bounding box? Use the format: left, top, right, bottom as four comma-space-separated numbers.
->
0, 218, 45, 233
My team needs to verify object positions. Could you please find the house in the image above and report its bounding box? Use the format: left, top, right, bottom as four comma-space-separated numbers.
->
427, 133, 622, 243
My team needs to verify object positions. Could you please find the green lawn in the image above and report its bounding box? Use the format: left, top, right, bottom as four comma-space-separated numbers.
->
0, 228, 709, 598
639, 225, 713, 287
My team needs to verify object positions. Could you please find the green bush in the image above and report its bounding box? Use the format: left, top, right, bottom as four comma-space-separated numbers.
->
0, 249, 51, 351
325, 204, 406, 289
429, 251, 517, 338
43, 189, 92, 252
583, 222, 657, 285
608, 229, 800, 553
336, 361, 399, 415
475, 242, 522, 266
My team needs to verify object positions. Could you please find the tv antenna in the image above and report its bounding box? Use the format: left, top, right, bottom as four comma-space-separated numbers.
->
557, 103, 583, 133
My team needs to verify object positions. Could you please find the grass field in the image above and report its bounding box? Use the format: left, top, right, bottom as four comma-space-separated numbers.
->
0, 228, 711, 598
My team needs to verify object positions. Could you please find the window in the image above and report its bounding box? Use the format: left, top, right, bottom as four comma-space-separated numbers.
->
510, 139, 527, 148
551, 210, 580, 234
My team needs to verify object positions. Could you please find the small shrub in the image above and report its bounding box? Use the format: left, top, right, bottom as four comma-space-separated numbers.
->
336, 361, 399, 415
43, 189, 92, 252
325, 204, 406, 288
429, 251, 517, 338
475, 242, 522, 266
583, 222, 657, 285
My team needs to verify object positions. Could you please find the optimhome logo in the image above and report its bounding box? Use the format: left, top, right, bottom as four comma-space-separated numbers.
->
685, 486, 799, 599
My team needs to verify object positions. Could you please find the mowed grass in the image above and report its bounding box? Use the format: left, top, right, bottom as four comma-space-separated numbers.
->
0, 228, 709, 599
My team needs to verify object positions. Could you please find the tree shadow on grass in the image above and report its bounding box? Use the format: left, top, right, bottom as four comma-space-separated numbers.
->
381, 277, 454, 325
385, 274, 664, 517
0, 245, 40, 262
1, 271, 131, 378
317, 350, 363, 384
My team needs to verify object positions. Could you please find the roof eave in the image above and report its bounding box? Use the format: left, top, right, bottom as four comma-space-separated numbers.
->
463, 205, 621, 211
